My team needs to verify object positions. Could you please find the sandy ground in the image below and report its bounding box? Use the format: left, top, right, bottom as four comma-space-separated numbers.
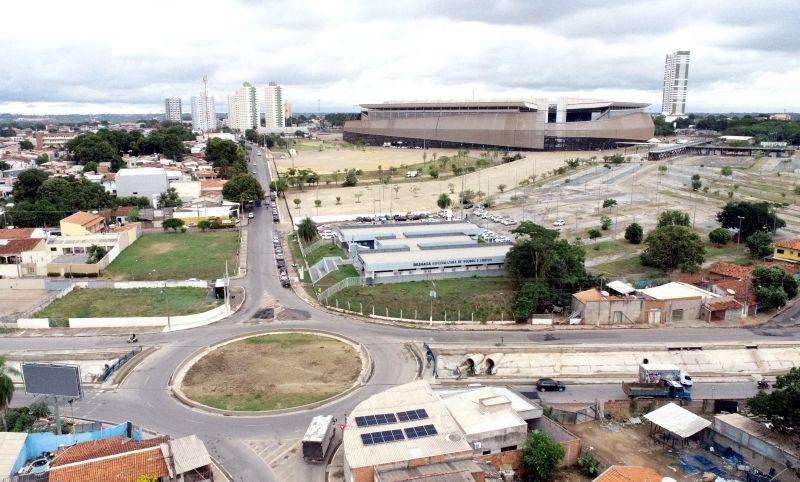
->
0, 289, 51, 316
183, 334, 361, 410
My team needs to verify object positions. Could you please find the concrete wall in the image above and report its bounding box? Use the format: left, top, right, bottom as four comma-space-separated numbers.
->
0, 278, 46, 290
531, 417, 581, 467
66, 303, 228, 331
711, 416, 799, 482
573, 296, 705, 325
17, 318, 49, 329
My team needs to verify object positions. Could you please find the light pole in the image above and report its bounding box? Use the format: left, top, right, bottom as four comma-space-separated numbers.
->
429, 281, 437, 325
737, 216, 745, 248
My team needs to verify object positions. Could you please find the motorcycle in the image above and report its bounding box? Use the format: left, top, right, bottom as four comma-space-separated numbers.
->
126, 334, 138, 344
757, 379, 769, 390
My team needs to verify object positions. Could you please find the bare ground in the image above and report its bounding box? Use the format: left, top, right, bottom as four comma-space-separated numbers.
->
182, 333, 361, 411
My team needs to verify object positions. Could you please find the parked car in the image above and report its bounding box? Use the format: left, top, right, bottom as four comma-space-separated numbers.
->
536, 378, 566, 392
552, 219, 566, 227
281, 278, 291, 288
248, 212, 254, 219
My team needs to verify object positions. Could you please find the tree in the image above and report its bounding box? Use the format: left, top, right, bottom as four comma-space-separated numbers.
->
157, 187, 182, 208
34, 154, 49, 165
0, 355, 19, 430
222, 174, 265, 203
343, 169, 358, 187
314, 199, 322, 208
269, 178, 288, 197
640, 225, 706, 272
520, 431, 564, 482
658, 165, 668, 175
746, 231, 773, 259
10, 169, 49, 203
64, 133, 123, 171
162, 218, 185, 232
657, 210, 691, 228
512, 281, 552, 321
717, 201, 785, 238
0, 161, 10, 171
19, 139, 34, 150
205, 138, 246, 178
293, 198, 301, 212
721, 166, 733, 177
588, 229, 602, 241
600, 216, 611, 230
497, 183, 507, 193
602, 199, 617, 208
708, 228, 732, 247
747, 367, 800, 435
86, 245, 108, 263
428, 167, 439, 179
82, 161, 99, 173
624, 223, 643, 244
297, 217, 318, 243
691, 179, 702, 191
752, 265, 799, 298
437, 193, 452, 210
197, 220, 211, 232
335, 196, 341, 205
354, 192, 363, 203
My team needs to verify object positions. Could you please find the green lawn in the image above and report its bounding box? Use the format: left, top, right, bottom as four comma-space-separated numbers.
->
105, 231, 239, 280
584, 239, 639, 260
305, 243, 347, 266
34, 287, 220, 324
329, 277, 517, 322
316, 265, 359, 292
590, 256, 666, 279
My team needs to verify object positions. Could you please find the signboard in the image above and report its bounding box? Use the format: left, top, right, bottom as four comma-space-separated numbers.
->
338, 423, 345, 432
21, 363, 83, 399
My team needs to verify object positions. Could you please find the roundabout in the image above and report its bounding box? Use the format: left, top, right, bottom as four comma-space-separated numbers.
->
173, 331, 369, 414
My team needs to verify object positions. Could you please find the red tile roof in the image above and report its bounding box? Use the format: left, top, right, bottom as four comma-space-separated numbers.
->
0, 228, 36, 239
0, 238, 43, 255
51, 435, 169, 467
593, 466, 664, 482
715, 279, 756, 305
708, 262, 754, 280
61, 211, 104, 229
200, 180, 226, 189
47, 446, 169, 482
705, 299, 743, 311
774, 238, 800, 250
573, 288, 627, 303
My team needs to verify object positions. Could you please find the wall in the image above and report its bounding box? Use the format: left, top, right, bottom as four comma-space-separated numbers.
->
60, 221, 90, 237
16, 318, 49, 329
0, 264, 20, 278
66, 303, 228, 331
474, 450, 521, 471
711, 415, 798, 482
574, 297, 644, 326
531, 417, 581, 466
0, 278, 46, 290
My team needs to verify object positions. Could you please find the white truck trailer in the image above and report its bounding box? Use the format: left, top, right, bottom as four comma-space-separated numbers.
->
302, 415, 336, 463
638, 363, 693, 387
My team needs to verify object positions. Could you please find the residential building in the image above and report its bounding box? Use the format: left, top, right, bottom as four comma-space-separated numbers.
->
191, 94, 217, 132
60, 211, 105, 236
227, 82, 259, 132
344, 98, 654, 151
592, 466, 664, 482
284, 100, 292, 121
773, 237, 800, 263
34, 131, 77, 149
264, 82, 285, 128
0, 238, 46, 278
769, 113, 791, 121
661, 50, 691, 118
115, 167, 169, 207
164, 97, 183, 122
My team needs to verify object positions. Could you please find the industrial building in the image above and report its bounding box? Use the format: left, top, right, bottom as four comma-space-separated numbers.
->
115, 168, 169, 206
337, 222, 510, 283
343, 98, 654, 151
343, 380, 543, 482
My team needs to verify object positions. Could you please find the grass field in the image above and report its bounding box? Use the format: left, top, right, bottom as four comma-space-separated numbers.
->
329, 277, 517, 321
584, 239, 639, 260
105, 231, 239, 280
182, 333, 361, 411
34, 287, 220, 324
316, 265, 359, 292
305, 243, 347, 266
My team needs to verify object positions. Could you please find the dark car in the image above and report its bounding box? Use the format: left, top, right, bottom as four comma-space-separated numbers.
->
536, 378, 565, 392
462, 202, 474, 209
281, 278, 291, 288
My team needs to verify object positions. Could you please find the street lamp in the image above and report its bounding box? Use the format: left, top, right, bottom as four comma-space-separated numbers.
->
737, 216, 745, 248
429, 281, 437, 325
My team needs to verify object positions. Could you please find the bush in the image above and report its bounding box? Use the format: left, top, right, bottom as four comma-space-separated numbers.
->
709, 228, 732, 247
342, 169, 358, 187
578, 451, 602, 477
602, 199, 617, 208
521, 431, 564, 482
29, 402, 51, 418
600, 216, 612, 230
588, 229, 602, 240
624, 223, 643, 244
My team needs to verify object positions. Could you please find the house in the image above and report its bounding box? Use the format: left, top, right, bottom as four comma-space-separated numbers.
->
592, 466, 664, 482
60, 211, 105, 236
0, 238, 47, 278
773, 237, 800, 263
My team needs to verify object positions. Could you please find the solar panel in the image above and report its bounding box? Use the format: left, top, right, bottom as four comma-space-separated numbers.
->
397, 408, 428, 422
355, 413, 398, 428
361, 429, 405, 445
404, 424, 438, 439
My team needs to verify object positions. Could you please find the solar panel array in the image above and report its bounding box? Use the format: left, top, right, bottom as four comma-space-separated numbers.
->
396, 408, 428, 422
360, 429, 405, 445
404, 424, 438, 439
355, 413, 398, 428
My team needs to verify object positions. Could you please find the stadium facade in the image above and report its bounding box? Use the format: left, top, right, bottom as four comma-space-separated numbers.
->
343, 98, 654, 151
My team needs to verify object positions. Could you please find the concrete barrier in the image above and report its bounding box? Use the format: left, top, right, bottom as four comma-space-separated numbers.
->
66, 304, 230, 330
16, 318, 50, 329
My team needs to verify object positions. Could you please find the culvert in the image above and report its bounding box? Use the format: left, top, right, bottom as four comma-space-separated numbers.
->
484, 354, 504, 375
464, 354, 484, 375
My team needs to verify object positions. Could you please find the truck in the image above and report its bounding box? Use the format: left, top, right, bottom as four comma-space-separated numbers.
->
638, 363, 693, 387
302, 415, 336, 463
623, 379, 692, 401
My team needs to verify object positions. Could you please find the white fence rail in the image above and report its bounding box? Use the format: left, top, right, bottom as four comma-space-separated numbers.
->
318, 276, 364, 302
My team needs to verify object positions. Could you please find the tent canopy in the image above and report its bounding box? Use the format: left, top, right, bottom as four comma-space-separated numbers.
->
643, 402, 710, 438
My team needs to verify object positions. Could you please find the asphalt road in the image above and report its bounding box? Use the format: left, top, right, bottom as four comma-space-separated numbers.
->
1, 144, 797, 481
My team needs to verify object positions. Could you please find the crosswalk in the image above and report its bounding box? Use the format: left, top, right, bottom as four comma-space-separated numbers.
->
244, 438, 321, 481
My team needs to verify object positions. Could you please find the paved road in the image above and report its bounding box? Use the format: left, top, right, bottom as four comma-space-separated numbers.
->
512, 382, 764, 404
1, 144, 797, 481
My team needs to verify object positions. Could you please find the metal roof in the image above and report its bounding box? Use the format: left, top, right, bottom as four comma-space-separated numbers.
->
169, 435, 212, 474
638, 282, 718, 301
643, 402, 710, 438
303, 416, 334, 443
606, 280, 636, 295
0, 432, 27, 478
358, 244, 510, 270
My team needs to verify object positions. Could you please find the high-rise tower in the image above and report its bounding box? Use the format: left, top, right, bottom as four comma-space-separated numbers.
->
264, 82, 285, 128
227, 82, 259, 132
661, 50, 690, 118
164, 98, 182, 122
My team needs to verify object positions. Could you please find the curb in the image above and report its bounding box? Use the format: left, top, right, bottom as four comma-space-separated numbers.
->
169, 329, 373, 417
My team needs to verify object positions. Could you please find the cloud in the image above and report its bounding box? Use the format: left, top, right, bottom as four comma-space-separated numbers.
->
0, 0, 798, 114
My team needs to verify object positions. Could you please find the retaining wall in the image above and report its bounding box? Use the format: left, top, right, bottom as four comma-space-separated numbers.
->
31, 304, 229, 331
16, 318, 50, 329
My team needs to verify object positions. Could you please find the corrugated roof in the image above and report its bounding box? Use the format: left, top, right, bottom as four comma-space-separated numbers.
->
376, 459, 481, 482
643, 402, 711, 438
638, 282, 717, 301
0, 432, 27, 479
573, 288, 627, 303
593, 465, 664, 482
606, 280, 636, 295
169, 435, 211, 474
704, 298, 742, 312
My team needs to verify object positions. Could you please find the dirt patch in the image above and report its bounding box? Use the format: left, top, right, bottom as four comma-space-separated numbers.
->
145, 242, 175, 255
182, 333, 361, 411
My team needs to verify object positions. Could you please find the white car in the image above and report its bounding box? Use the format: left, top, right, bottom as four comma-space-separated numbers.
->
247, 212, 254, 219
553, 219, 566, 226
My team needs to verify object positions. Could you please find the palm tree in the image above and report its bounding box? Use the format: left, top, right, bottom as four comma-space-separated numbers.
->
0, 356, 19, 430
297, 217, 318, 244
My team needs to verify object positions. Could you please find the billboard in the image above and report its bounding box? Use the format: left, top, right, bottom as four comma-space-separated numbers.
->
21, 363, 83, 399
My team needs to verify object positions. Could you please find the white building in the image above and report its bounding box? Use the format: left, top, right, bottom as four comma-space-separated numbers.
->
661, 50, 690, 119
115, 167, 169, 206
191, 93, 217, 132
227, 82, 259, 132
284, 100, 292, 121
164, 97, 182, 122
264, 82, 285, 128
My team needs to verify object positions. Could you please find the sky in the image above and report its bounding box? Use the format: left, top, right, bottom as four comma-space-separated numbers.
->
1, 0, 798, 115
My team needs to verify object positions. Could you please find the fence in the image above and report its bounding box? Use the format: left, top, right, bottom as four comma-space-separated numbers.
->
308, 256, 352, 284
320, 300, 516, 325
367, 268, 507, 285
100, 346, 143, 381
548, 403, 601, 425
318, 276, 364, 301
299, 237, 325, 256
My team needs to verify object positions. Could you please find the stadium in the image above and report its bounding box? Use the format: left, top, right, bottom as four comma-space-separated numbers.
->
343, 98, 655, 151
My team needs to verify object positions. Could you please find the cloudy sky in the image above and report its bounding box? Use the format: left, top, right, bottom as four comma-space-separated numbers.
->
1, 0, 798, 115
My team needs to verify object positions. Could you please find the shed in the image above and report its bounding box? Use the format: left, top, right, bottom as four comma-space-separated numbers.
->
643, 402, 711, 448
